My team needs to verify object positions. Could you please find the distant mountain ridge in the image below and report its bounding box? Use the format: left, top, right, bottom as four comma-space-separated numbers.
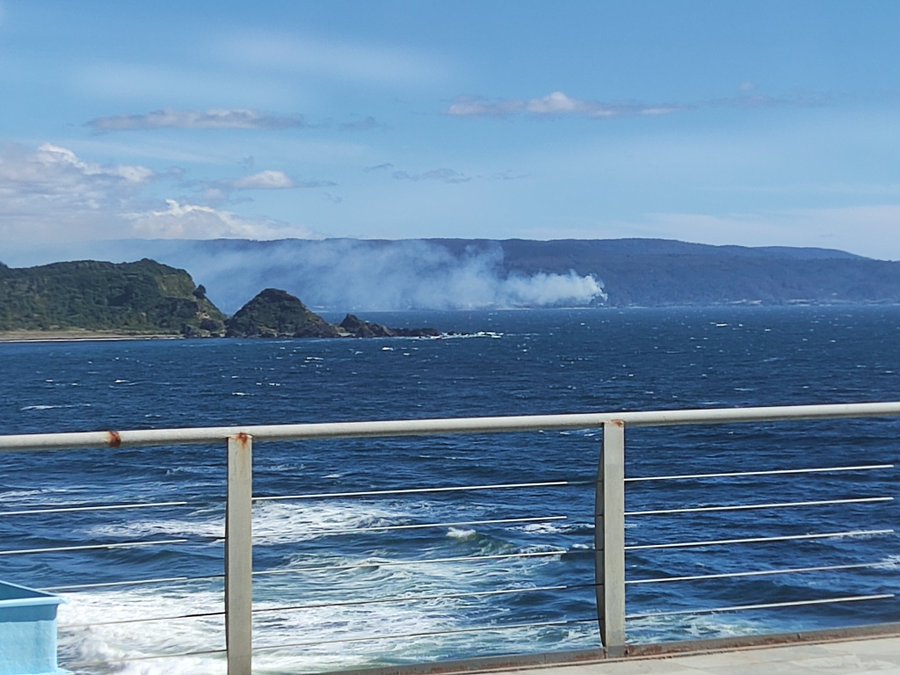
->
135, 237, 900, 309
4, 237, 900, 311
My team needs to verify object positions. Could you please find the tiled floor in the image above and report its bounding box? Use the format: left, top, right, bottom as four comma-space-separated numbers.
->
478, 635, 900, 675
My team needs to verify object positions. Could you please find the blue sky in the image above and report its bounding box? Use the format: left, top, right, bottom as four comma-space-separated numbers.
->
2, 0, 899, 259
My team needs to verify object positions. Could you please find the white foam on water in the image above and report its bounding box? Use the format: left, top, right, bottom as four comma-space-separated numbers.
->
53, 494, 595, 673
629, 612, 766, 643
57, 583, 226, 675
38, 487, 597, 672
252, 499, 406, 543
446, 527, 477, 540
515, 521, 592, 536
86, 512, 224, 541
82, 499, 415, 546
20, 403, 93, 411
0, 486, 87, 506
876, 554, 900, 569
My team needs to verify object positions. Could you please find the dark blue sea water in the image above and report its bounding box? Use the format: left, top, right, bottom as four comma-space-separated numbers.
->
1, 306, 898, 674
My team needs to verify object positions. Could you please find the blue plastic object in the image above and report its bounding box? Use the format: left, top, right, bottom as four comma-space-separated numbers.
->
0, 581, 63, 675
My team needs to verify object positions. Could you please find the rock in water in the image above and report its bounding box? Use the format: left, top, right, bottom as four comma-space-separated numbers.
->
338, 314, 395, 337
225, 289, 340, 338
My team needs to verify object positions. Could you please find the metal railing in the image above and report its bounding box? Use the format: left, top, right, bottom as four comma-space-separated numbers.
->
0, 401, 898, 674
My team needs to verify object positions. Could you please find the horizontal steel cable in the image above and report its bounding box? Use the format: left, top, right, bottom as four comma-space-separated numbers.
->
626, 464, 893, 483
254, 479, 591, 502
0, 500, 190, 517
626, 594, 895, 620
625, 496, 892, 517
0, 538, 189, 556
255, 548, 570, 576
625, 528, 894, 551
627, 561, 894, 585
253, 617, 599, 651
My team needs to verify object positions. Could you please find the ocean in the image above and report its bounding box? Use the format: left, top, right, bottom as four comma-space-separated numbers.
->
1, 306, 898, 674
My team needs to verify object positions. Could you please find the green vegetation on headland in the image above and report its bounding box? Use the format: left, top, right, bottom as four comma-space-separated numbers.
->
0, 259, 226, 336
0, 259, 439, 339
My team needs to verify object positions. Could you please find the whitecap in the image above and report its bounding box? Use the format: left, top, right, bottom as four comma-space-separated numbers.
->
447, 527, 477, 540
20, 403, 92, 411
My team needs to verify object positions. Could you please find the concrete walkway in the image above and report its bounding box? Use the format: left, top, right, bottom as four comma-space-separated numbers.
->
476, 635, 900, 674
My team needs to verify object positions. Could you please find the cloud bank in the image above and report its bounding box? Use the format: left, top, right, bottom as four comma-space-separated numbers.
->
0, 143, 319, 242
86, 108, 309, 133
231, 170, 296, 190
448, 91, 686, 119
447, 88, 824, 120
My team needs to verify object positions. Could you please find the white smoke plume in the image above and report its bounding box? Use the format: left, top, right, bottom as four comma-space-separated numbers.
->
3, 239, 606, 314
174, 239, 606, 313
2, 238, 606, 313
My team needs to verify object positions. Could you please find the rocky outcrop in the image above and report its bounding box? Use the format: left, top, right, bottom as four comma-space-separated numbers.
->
225, 289, 341, 338
338, 314, 441, 338
225, 291, 441, 339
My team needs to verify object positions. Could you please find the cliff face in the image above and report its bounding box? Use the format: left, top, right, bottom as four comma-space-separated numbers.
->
0, 259, 226, 336
225, 289, 341, 338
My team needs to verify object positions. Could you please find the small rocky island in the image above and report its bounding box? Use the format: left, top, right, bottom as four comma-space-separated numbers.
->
225, 288, 440, 339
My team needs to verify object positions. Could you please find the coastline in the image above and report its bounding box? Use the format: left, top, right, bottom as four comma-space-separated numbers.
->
0, 330, 182, 343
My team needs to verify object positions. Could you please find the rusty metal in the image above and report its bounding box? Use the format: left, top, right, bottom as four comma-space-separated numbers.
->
2, 401, 900, 452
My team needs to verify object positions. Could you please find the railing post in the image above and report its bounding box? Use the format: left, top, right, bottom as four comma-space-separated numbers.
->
595, 420, 627, 657
226, 433, 253, 675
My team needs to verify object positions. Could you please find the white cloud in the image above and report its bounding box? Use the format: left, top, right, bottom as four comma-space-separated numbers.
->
525, 91, 582, 115
447, 88, 821, 120
232, 170, 295, 190
127, 199, 319, 240
0, 143, 155, 240
448, 91, 686, 119
391, 168, 471, 184
28, 143, 153, 184
226, 170, 336, 192
86, 108, 308, 133
0, 143, 319, 244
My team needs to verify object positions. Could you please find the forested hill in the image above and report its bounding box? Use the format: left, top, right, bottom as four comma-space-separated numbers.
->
457, 238, 898, 306
0, 259, 226, 335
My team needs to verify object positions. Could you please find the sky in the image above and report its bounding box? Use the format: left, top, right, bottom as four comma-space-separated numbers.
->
1, 0, 900, 259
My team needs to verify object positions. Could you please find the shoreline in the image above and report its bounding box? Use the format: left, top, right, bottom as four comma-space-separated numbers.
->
0, 330, 182, 344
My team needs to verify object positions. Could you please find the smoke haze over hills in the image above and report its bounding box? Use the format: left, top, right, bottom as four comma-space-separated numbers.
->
5, 237, 900, 313
2, 238, 606, 313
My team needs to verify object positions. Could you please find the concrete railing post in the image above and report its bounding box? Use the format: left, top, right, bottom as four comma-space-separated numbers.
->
595, 420, 627, 657
226, 433, 253, 675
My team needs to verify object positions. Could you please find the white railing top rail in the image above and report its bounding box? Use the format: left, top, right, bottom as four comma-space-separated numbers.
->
1, 401, 900, 452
